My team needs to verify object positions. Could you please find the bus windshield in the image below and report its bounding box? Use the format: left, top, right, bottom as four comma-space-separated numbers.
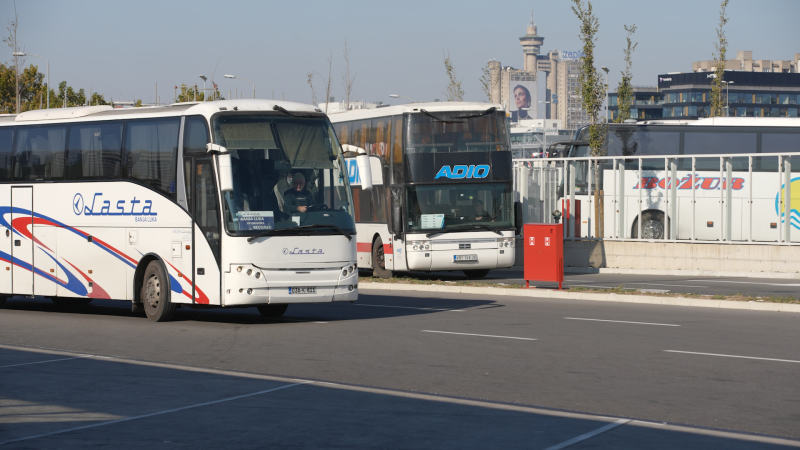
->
405, 110, 508, 154
212, 114, 355, 235
404, 183, 513, 232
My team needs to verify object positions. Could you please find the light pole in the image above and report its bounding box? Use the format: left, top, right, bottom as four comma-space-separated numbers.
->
722, 80, 734, 116
199, 75, 207, 101
601, 66, 610, 119
389, 94, 416, 103
225, 74, 255, 99
14, 51, 49, 109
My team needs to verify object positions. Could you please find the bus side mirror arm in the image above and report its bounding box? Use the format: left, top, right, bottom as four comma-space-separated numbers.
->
514, 201, 523, 233
207, 144, 234, 193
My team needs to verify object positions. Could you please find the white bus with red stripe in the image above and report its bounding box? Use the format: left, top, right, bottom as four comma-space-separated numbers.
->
330, 102, 520, 279
0, 100, 358, 321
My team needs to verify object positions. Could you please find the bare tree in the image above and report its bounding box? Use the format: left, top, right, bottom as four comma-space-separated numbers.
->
4, 1, 22, 114
710, 0, 729, 117
442, 50, 464, 102
479, 62, 492, 102
341, 39, 356, 111
306, 72, 317, 106
614, 24, 637, 123
316, 50, 334, 114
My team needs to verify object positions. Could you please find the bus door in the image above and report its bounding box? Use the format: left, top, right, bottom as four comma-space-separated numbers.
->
11, 187, 33, 296
184, 157, 221, 303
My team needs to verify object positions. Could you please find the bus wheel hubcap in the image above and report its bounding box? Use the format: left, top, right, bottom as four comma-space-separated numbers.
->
642, 220, 664, 239
145, 276, 160, 308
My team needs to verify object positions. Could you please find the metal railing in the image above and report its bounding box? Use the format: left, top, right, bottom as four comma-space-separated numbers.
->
514, 152, 799, 245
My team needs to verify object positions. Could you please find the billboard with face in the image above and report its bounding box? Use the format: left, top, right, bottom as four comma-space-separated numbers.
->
509, 80, 537, 122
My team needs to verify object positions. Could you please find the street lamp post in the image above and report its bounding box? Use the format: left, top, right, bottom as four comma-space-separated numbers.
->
389, 94, 416, 103
224, 74, 255, 99
601, 66, 610, 119
723, 80, 734, 117
13, 51, 49, 109
199, 75, 207, 101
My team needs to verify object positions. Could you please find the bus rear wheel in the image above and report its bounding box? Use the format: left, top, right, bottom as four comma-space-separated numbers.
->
141, 261, 176, 322
372, 237, 392, 279
463, 269, 490, 278
257, 304, 288, 317
632, 212, 668, 240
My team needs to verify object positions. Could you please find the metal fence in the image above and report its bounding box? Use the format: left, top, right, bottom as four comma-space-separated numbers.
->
513, 152, 800, 245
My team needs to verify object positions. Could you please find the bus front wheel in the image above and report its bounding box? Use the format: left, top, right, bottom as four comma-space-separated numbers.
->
257, 304, 288, 317
141, 261, 176, 322
372, 237, 392, 279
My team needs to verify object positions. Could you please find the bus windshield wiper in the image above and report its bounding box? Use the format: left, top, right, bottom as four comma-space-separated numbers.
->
419, 109, 465, 124
426, 225, 503, 238
272, 105, 323, 118
247, 224, 352, 242
455, 107, 497, 119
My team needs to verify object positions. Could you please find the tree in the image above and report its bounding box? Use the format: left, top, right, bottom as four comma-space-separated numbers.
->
89, 92, 108, 106
53, 81, 86, 108
442, 50, 464, 102
479, 62, 492, 102
0, 63, 44, 113
176, 84, 203, 102
306, 72, 316, 106
3, 2, 21, 113
614, 24, 637, 123
571, 0, 606, 156
341, 39, 356, 111
317, 50, 334, 113
572, 0, 607, 238
709, 0, 729, 117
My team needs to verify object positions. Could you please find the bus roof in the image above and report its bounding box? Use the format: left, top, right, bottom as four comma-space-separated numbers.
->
688, 117, 800, 127
327, 101, 504, 122
4, 99, 322, 126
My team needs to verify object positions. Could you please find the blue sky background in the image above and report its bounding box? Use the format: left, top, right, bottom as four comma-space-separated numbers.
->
2, 0, 798, 114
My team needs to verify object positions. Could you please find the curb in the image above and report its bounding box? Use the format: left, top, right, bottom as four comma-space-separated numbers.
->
358, 282, 800, 313
562, 267, 800, 280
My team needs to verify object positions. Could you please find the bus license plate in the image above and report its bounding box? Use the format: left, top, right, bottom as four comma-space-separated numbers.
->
289, 287, 316, 294
454, 254, 478, 262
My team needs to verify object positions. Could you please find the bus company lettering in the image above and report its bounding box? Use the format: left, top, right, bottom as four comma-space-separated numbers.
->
74, 193, 158, 219
283, 247, 325, 255
633, 175, 745, 191
434, 165, 490, 180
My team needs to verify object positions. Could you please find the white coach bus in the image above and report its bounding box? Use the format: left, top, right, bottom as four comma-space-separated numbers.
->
0, 100, 360, 321
329, 102, 521, 279
553, 117, 800, 242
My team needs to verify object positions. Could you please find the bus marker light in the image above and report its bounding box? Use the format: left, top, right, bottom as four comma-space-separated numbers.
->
178, 273, 182, 278
707, 222, 714, 227
185, 245, 191, 250
88, 270, 92, 274
771, 223, 777, 229
237, 266, 243, 272
50, 269, 54, 273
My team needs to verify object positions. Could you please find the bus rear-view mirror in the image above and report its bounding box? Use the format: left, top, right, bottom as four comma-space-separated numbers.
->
392, 205, 404, 233
217, 153, 234, 192
356, 153, 373, 191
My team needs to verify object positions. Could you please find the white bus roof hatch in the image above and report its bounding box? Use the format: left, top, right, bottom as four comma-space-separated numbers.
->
15, 105, 114, 122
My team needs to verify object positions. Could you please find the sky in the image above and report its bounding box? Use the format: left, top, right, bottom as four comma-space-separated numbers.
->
1, 0, 798, 116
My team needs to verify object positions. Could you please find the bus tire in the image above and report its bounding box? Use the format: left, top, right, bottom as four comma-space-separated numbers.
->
632, 211, 669, 240
372, 237, 392, 279
141, 261, 176, 322
51, 297, 92, 306
257, 304, 288, 317
463, 269, 490, 278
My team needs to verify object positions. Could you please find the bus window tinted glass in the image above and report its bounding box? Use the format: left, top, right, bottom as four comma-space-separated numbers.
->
0, 128, 13, 181
183, 116, 210, 154
124, 118, 180, 199
607, 129, 680, 156
405, 110, 507, 153
65, 121, 123, 180
14, 125, 67, 180
762, 133, 800, 153
684, 132, 757, 155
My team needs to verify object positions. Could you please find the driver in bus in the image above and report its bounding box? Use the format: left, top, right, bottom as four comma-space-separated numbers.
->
283, 172, 313, 214
472, 199, 492, 222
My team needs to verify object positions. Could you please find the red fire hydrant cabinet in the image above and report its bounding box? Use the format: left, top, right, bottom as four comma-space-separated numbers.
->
523, 224, 564, 289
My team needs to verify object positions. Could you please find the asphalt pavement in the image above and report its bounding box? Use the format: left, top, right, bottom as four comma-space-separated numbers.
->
1, 291, 799, 448
410, 267, 800, 298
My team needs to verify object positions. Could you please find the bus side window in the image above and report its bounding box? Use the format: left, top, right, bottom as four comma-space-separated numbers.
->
65, 121, 124, 180
124, 118, 180, 200
183, 116, 210, 154
14, 125, 67, 181
0, 127, 13, 181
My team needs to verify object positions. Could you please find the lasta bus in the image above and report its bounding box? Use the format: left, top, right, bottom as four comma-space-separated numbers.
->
329, 102, 521, 279
0, 100, 362, 321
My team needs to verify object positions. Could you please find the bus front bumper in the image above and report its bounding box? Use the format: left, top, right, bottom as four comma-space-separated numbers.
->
222, 265, 358, 306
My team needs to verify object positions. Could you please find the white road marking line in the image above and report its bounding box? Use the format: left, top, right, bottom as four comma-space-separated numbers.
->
544, 418, 631, 450
422, 330, 536, 341
687, 279, 800, 287
664, 350, 800, 364
565, 317, 681, 327
357, 304, 464, 312
628, 283, 706, 288
0, 355, 93, 369
0, 381, 311, 446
